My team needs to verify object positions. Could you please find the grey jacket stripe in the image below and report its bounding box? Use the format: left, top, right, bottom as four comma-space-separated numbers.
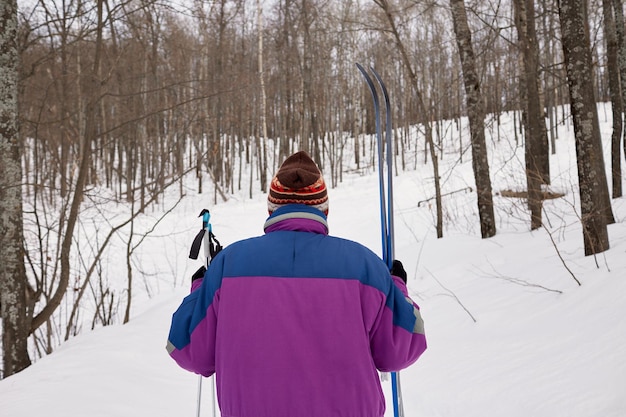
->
407, 297, 425, 335
264, 211, 328, 230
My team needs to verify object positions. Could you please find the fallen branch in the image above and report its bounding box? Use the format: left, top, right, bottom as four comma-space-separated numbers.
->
417, 187, 473, 207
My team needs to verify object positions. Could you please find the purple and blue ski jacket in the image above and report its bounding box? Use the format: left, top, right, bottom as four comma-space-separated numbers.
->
167, 204, 426, 417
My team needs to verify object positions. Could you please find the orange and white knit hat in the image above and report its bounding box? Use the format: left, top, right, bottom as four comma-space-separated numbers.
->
268, 151, 329, 215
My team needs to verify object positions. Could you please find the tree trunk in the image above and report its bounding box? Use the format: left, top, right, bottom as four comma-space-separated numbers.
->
514, 0, 549, 229
558, 0, 612, 255
603, 0, 623, 198
614, 0, 626, 164
0, 0, 32, 377
30, 0, 106, 331
375, 0, 443, 238
450, 0, 497, 238
258, 0, 268, 191
520, 0, 550, 183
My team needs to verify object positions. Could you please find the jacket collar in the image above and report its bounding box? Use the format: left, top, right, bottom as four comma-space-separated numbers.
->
263, 204, 329, 235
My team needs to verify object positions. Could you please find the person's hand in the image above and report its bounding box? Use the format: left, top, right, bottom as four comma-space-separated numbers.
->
390, 260, 407, 283
191, 266, 207, 283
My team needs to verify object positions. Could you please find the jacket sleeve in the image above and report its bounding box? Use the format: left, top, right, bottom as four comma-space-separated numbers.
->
165, 256, 225, 376
368, 274, 427, 372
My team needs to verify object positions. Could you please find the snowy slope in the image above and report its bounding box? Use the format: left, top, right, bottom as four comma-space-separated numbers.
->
1, 109, 625, 417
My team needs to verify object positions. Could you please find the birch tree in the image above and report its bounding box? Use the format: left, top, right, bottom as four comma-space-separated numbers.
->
258, 0, 268, 191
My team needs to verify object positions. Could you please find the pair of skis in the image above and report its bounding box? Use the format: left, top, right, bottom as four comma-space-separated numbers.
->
356, 63, 404, 417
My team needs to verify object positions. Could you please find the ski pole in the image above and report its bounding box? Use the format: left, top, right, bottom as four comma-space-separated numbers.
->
204, 211, 217, 417
196, 376, 203, 417
190, 209, 222, 417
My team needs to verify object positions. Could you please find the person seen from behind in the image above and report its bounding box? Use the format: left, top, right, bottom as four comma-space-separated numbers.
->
166, 150, 427, 417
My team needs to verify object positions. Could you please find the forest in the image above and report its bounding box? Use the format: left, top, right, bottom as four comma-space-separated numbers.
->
1, 0, 624, 377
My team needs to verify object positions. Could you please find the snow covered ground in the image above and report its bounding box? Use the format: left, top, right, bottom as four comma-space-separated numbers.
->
1, 108, 625, 417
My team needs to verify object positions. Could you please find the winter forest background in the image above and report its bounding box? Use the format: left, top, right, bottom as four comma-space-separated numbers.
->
1, 0, 625, 381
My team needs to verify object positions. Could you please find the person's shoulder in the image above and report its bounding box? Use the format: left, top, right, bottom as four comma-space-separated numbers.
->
208, 235, 264, 263
223, 234, 265, 249
324, 235, 389, 280
326, 234, 381, 258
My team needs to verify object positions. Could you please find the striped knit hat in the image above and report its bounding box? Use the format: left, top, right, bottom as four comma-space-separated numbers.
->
268, 151, 329, 215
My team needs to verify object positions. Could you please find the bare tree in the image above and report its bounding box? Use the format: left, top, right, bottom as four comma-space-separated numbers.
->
257, 0, 268, 191
602, 0, 623, 198
11, 0, 626, 368
0, 0, 32, 377
300, 0, 322, 163
538, 0, 562, 153
449, 0, 497, 238
373, 0, 444, 238
557, 0, 613, 255
513, 0, 550, 230
30, 0, 105, 333
613, 0, 626, 163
